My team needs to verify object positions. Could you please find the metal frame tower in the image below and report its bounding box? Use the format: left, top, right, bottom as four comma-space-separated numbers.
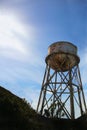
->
37, 41, 86, 119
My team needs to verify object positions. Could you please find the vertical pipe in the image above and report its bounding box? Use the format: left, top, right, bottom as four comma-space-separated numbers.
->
69, 69, 75, 119
52, 71, 57, 117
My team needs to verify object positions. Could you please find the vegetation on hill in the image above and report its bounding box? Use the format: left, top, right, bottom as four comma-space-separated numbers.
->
0, 86, 87, 130
0, 86, 55, 130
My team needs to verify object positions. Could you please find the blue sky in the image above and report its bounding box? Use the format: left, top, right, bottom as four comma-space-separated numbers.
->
0, 0, 87, 109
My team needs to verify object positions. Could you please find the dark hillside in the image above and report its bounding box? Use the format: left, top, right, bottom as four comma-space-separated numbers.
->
0, 86, 87, 130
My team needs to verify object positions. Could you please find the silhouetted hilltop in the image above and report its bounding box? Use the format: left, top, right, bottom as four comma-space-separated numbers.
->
0, 86, 87, 130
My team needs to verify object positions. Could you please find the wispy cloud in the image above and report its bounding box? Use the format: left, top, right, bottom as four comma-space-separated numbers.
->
0, 12, 28, 59
0, 10, 44, 109
0, 10, 43, 63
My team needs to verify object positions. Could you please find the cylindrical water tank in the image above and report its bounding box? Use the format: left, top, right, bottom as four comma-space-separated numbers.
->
45, 41, 80, 71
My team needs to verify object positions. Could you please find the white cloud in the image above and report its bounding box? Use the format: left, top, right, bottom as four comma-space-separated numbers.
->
0, 10, 43, 62
0, 10, 44, 85
0, 12, 29, 60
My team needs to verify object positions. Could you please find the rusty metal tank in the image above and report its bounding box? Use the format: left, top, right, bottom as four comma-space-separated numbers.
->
45, 41, 80, 71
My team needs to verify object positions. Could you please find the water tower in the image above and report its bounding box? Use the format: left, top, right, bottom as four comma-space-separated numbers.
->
37, 41, 86, 119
